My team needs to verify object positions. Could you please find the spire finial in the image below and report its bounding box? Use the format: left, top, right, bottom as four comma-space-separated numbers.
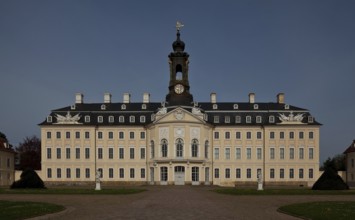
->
176, 21, 184, 31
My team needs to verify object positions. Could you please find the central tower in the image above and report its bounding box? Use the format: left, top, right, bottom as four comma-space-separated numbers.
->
165, 22, 193, 106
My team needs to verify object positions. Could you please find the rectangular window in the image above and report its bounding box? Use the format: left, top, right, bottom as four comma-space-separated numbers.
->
246, 168, 251, 179
270, 148, 275, 160
47, 168, 52, 178
119, 168, 124, 178
299, 132, 304, 139
47, 148, 52, 159
214, 132, 219, 139
66, 148, 70, 159
98, 148, 103, 159
85, 148, 90, 159
66, 168, 71, 178
289, 169, 294, 179
109, 168, 114, 178
309, 131, 314, 139
225, 131, 230, 139
309, 148, 314, 159
225, 168, 230, 178
75, 148, 80, 159
214, 148, 219, 159
289, 132, 294, 139
290, 148, 294, 159
56, 148, 61, 159
76, 168, 80, 178
57, 168, 61, 178
56, 132, 61, 139
236, 168, 241, 178
75, 131, 80, 139
257, 148, 262, 160
66, 132, 70, 139
47, 132, 51, 139
280, 168, 284, 179
214, 168, 219, 178
246, 132, 251, 139
119, 148, 124, 159
225, 148, 230, 160
280, 148, 285, 159
130, 168, 135, 178
140, 132, 145, 139
299, 169, 304, 179
246, 116, 251, 123
108, 132, 113, 139
85, 116, 90, 123
270, 132, 275, 139
280, 132, 284, 139
236, 148, 241, 160
129, 132, 134, 139
309, 169, 314, 179
257, 132, 262, 139
109, 148, 114, 159
140, 116, 146, 123
256, 116, 262, 123
119, 131, 124, 139
109, 116, 114, 123
98, 132, 103, 139
85, 168, 90, 178
214, 116, 219, 123
130, 148, 135, 159
235, 116, 241, 123
85, 132, 90, 139
270, 168, 275, 179
246, 148, 251, 159
140, 148, 145, 159
236, 132, 241, 139
141, 168, 145, 178
299, 148, 304, 159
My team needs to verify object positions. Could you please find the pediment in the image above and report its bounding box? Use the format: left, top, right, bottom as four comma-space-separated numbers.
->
153, 107, 206, 125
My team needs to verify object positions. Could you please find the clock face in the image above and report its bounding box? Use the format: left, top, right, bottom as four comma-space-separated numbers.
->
174, 84, 184, 94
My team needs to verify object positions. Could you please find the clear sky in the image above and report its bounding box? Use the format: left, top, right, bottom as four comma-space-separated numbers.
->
1, 0, 355, 163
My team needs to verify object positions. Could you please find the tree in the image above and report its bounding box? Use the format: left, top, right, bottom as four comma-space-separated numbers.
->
16, 136, 41, 170
11, 168, 46, 189
321, 154, 346, 171
312, 167, 349, 190
0, 131, 7, 140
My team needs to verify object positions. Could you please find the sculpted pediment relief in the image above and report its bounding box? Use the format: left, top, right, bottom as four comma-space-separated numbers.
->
153, 107, 206, 125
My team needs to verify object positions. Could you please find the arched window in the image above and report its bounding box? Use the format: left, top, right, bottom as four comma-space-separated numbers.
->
161, 139, 168, 157
204, 140, 209, 159
150, 140, 155, 159
191, 139, 198, 157
176, 138, 184, 158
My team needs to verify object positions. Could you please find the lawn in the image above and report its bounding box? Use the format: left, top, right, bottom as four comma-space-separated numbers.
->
0, 200, 65, 220
0, 188, 146, 195
213, 188, 355, 196
278, 201, 355, 220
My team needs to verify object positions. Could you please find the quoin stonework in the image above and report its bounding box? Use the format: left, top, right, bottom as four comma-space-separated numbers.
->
40, 23, 321, 187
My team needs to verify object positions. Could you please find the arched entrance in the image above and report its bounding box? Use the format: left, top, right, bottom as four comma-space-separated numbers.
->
174, 166, 185, 185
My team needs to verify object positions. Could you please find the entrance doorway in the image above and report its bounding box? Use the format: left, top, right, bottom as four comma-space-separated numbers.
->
174, 166, 185, 185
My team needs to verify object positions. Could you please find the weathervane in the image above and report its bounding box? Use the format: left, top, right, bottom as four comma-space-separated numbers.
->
176, 21, 184, 31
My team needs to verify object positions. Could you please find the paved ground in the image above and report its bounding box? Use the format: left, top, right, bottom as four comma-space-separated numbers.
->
2, 186, 355, 220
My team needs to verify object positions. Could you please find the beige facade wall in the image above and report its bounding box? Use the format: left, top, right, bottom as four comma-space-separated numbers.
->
346, 152, 355, 187
0, 150, 15, 186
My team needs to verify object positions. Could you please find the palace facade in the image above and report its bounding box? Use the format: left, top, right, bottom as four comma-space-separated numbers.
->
40, 27, 321, 187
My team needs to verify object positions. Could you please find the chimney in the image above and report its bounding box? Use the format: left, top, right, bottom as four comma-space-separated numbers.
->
123, 93, 131, 103
143, 93, 150, 103
75, 93, 83, 104
249, 93, 255, 103
104, 93, 112, 103
210, 93, 217, 103
277, 93, 285, 104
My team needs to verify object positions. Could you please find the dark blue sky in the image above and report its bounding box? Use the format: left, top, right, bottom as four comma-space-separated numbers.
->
1, 0, 355, 163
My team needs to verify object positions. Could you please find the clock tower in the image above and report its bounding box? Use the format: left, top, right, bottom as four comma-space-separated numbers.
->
165, 22, 193, 106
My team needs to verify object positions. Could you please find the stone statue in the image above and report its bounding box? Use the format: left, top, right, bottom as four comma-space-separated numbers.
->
95, 170, 101, 190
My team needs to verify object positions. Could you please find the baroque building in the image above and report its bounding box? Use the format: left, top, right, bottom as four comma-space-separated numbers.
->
344, 140, 355, 187
40, 25, 321, 186
0, 137, 15, 186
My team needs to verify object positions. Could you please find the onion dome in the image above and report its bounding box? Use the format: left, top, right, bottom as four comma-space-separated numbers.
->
172, 30, 185, 52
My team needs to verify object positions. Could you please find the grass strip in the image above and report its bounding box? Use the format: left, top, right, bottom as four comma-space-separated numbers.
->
213, 188, 355, 195
0, 188, 146, 195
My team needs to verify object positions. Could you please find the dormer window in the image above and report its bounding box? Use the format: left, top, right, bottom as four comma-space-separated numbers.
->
233, 104, 238, 109
253, 104, 258, 109
142, 104, 147, 110
204, 114, 208, 121
85, 115, 90, 123
151, 114, 155, 121
47, 116, 52, 123
213, 104, 218, 109
71, 105, 76, 110
98, 116, 103, 123
119, 116, 124, 123
246, 116, 252, 123
121, 104, 126, 110
235, 116, 241, 123
269, 115, 275, 123
108, 116, 114, 123
140, 115, 146, 123
214, 116, 219, 123
225, 116, 230, 123
285, 104, 290, 110
256, 116, 262, 123
129, 115, 135, 123
308, 116, 314, 123
101, 104, 106, 110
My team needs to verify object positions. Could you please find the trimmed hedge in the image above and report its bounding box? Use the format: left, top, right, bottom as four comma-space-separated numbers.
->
11, 168, 46, 189
312, 168, 349, 190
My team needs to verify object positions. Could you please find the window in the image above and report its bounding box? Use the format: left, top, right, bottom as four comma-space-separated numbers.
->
56, 132, 61, 139
192, 167, 199, 181
299, 132, 304, 139
161, 139, 168, 157
66, 168, 71, 178
57, 168, 61, 178
140, 148, 145, 159
130, 148, 135, 159
85, 116, 90, 123
309, 131, 314, 139
85, 168, 90, 178
233, 104, 238, 109
108, 148, 113, 159
246, 116, 251, 123
150, 141, 155, 158
129, 131, 134, 139
280, 169, 284, 179
66, 148, 70, 159
101, 104, 106, 110
214, 132, 219, 139
269, 116, 275, 123
176, 138, 184, 157
299, 148, 304, 159
246, 148, 251, 159
47, 168, 52, 178
47, 148, 52, 159
75, 148, 80, 159
98, 132, 103, 139
280, 131, 284, 139
246, 132, 251, 139
213, 104, 218, 110
160, 167, 168, 181
47, 116, 52, 122
225, 116, 230, 123
109, 168, 114, 178
236, 148, 241, 159
75, 131, 80, 139
214, 148, 219, 159
289, 132, 294, 139
309, 148, 314, 159
214, 168, 219, 178
56, 148, 61, 159
236, 168, 241, 178
98, 148, 103, 159
204, 141, 209, 159
142, 104, 146, 109
108, 132, 113, 139
119, 131, 124, 139
109, 116, 114, 123
308, 116, 314, 123
257, 148, 262, 160
119, 148, 124, 159
119, 168, 124, 178
257, 132, 262, 139
85, 148, 90, 159
256, 116, 262, 123
85, 132, 90, 139
119, 116, 125, 123
191, 139, 198, 157
270, 132, 275, 139
235, 116, 241, 123
290, 148, 294, 159
140, 131, 145, 139
141, 168, 145, 178
98, 116, 103, 123
225, 131, 230, 139
236, 132, 241, 139
299, 169, 304, 179
225, 148, 230, 160
129, 116, 135, 123
309, 169, 314, 179
270, 169, 275, 179
47, 132, 51, 139
280, 148, 285, 159
76, 168, 80, 178
270, 148, 275, 160
246, 168, 251, 179
254, 104, 259, 109
214, 116, 219, 123
289, 169, 294, 178
225, 168, 230, 179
